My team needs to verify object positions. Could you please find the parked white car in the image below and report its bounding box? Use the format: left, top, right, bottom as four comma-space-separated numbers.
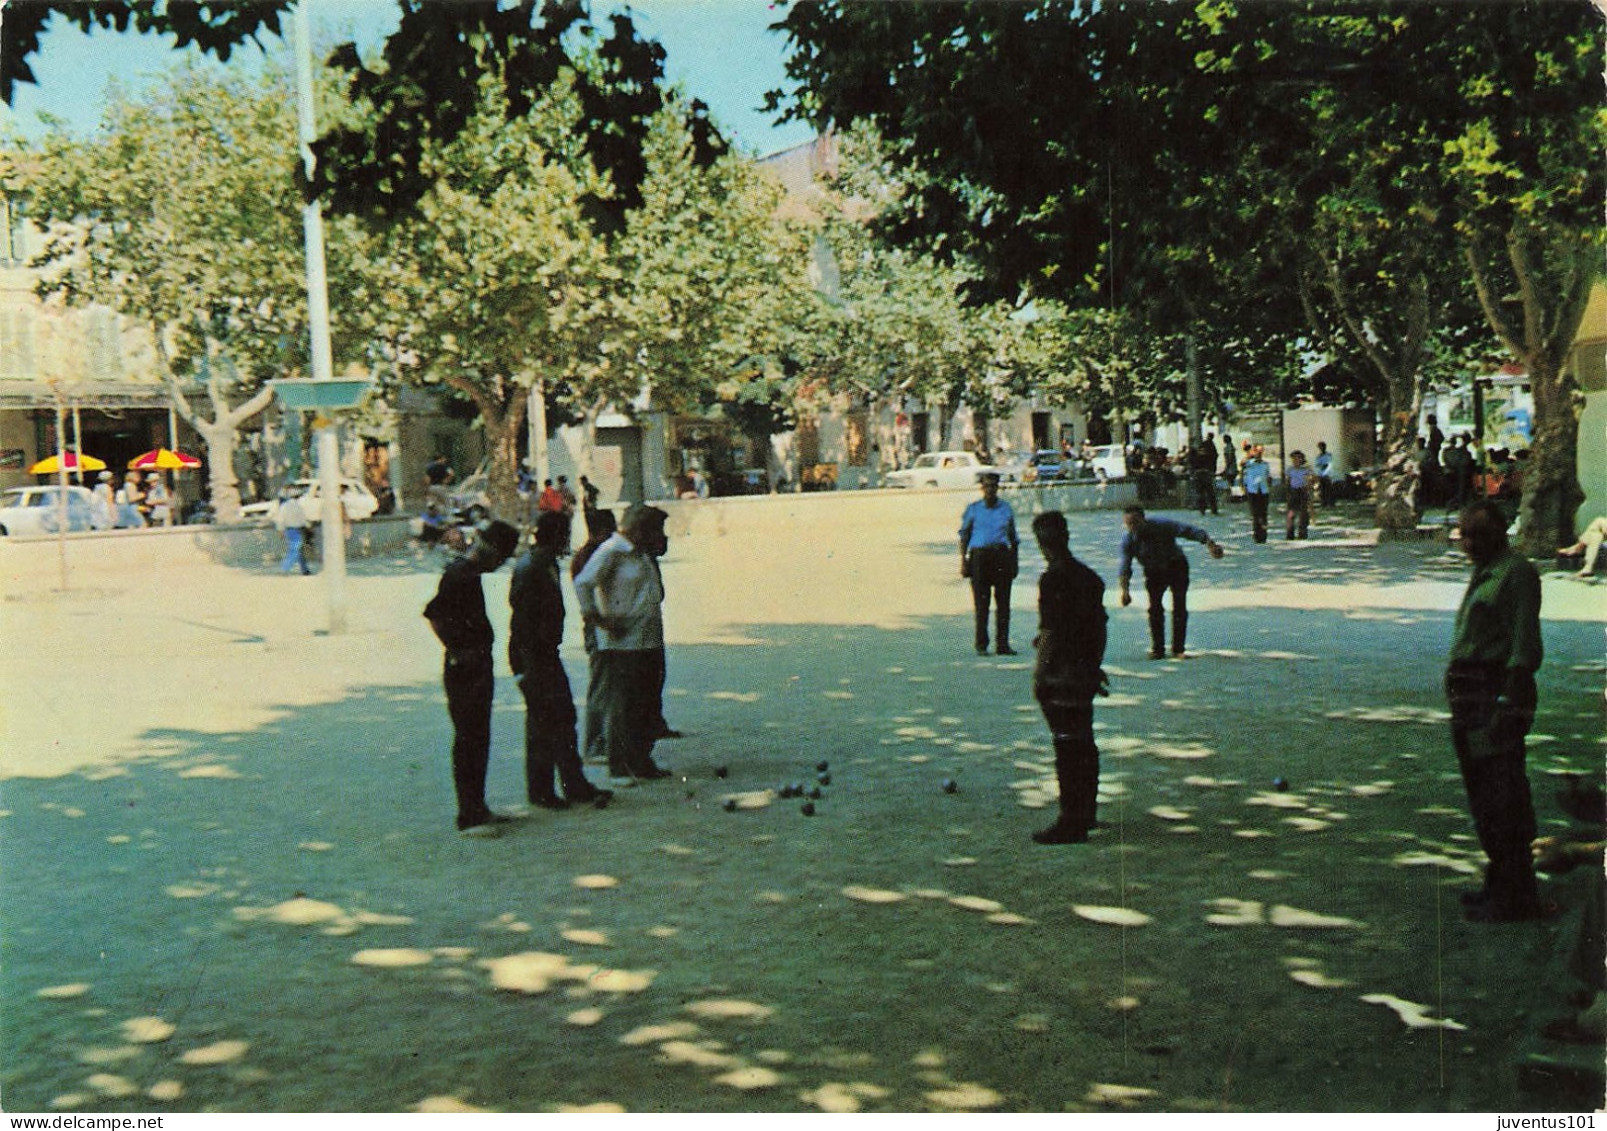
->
884, 451, 1005, 490
1081, 444, 1131, 480
240, 479, 380, 525
0, 485, 97, 536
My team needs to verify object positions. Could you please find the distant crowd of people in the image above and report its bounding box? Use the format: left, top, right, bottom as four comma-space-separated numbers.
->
87, 469, 172, 529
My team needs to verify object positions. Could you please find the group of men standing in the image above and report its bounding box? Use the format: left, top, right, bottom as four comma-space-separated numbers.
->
957, 475, 1547, 924
422, 503, 674, 838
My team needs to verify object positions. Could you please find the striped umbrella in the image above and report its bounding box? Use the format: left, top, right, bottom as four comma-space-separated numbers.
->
128, 448, 202, 470
30, 451, 106, 474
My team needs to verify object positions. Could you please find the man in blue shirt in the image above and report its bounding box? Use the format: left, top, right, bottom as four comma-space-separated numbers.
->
1118, 506, 1223, 660
1241, 446, 1272, 543
959, 471, 1019, 655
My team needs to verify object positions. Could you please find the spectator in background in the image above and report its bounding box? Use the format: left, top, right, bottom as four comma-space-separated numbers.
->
274, 488, 312, 575
1314, 442, 1335, 507
556, 475, 578, 515
1284, 450, 1314, 540
90, 471, 115, 530
1220, 434, 1237, 485
118, 470, 147, 527
1443, 437, 1473, 509
1558, 516, 1607, 579
1241, 446, 1271, 543
145, 473, 172, 526
537, 479, 565, 515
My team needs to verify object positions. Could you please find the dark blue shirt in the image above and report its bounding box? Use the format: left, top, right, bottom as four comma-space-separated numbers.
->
1119, 516, 1211, 581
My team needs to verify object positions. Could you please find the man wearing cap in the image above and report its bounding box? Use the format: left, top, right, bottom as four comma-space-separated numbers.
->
90, 471, 115, 530
959, 471, 1019, 655
424, 520, 523, 837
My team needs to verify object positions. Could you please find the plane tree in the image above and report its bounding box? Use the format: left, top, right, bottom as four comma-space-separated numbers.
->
15, 63, 372, 522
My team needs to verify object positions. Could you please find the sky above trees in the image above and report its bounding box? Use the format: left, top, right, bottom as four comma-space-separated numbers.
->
1, 0, 816, 156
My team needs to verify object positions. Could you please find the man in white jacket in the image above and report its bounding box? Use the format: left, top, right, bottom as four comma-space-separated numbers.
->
573, 504, 673, 784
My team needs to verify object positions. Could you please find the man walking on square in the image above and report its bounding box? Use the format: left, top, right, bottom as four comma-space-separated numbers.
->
1446, 500, 1547, 922
1241, 445, 1271, 543
1118, 506, 1223, 660
1029, 511, 1109, 845
509, 511, 611, 811
424, 520, 523, 837
574, 504, 674, 784
959, 471, 1019, 655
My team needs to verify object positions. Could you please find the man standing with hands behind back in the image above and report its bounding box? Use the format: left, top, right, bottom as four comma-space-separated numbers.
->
1446, 500, 1547, 922
1029, 510, 1109, 845
959, 471, 1019, 655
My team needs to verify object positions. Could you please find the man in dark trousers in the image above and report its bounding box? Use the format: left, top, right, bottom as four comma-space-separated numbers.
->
509, 511, 611, 811
1446, 500, 1547, 922
959, 471, 1019, 655
1191, 433, 1219, 515
1118, 506, 1223, 660
1030, 511, 1110, 844
423, 520, 522, 837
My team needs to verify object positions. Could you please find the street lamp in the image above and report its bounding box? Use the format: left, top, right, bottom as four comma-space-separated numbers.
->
272, 0, 372, 634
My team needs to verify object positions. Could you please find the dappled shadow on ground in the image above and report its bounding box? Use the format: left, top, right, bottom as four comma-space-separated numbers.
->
3, 598, 1601, 1113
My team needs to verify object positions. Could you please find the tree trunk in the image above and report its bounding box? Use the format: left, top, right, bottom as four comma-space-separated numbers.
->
1517, 353, 1585, 555
1373, 375, 1422, 537
483, 412, 525, 524
1463, 230, 1593, 557
1299, 260, 1429, 536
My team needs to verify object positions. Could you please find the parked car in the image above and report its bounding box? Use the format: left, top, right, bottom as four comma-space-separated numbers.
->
0, 485, 97, 536
1081, 444, 1130, 481
240, 478, 380, 525
884, 450, 1003, 489
1020, 449, 1070, 484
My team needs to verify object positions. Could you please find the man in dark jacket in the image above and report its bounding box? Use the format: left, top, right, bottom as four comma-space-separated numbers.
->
1118, 506, 1223, 659
1030, 511, 1110, 844
509, 511, 610, 811
423, 520, 522, 837
1447, 500, 1546, 922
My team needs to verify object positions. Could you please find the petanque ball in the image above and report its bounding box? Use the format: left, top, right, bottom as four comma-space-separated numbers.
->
817, 772, 832, 786
790, 782, 804, 797
1272, 777, 1289, 792
807, 785, 822, 799
714, 766, 729, 779
777, 783, 793, 798
723, 798, 738, 812
800, 801, 816, 816
816, 760, 829, 773
942, 779, 959, 794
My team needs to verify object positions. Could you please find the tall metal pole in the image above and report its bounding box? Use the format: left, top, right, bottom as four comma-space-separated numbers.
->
53, 392, 68, 590
529, 380, 550, 488
296, 1, 349, 633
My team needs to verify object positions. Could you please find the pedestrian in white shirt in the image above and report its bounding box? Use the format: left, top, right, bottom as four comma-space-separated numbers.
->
573, 504, 673, 784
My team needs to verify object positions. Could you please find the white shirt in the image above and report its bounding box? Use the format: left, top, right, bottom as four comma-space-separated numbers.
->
572, 532, 664, 651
